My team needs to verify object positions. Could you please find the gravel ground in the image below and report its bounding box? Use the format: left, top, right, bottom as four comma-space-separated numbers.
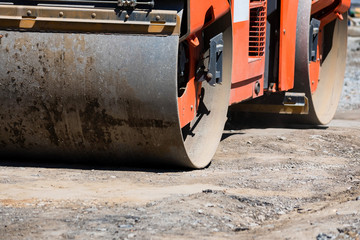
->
1, 117, 360, 240
0, 32, 360, 240
338, 36, 360, 111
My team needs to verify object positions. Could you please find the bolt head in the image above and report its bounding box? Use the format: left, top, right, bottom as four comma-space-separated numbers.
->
91, 13, 96, 18
26, 10, 32, 16
206, 72, 213, 80
254, 81, 261, 95
156, 15, 161, 21
59, 12, 64, 17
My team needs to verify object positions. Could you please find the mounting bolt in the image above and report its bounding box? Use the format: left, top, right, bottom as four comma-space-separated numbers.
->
156, 15, 161, 21
59, 12, 64, 17
254, 81, 261, 95
125, 14, 130, 20
283, 29, 286, 34
206, 72, 213, 81
27, 10, 32, 16
91, 13, 96, 18
190, 105, 193, 111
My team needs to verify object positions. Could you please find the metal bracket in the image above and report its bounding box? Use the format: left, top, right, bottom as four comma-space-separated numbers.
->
197, 33, 223, 86
309, 18, 320, 62
0, 5, 178, 35
232, 92, 309, 115
283, 92, 307, 107
207, 33, 224, 86
282, 92, 309, 114
118, 0, 155, 8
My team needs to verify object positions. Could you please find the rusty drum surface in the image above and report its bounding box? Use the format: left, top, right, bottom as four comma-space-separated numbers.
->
0, 31, 191, 165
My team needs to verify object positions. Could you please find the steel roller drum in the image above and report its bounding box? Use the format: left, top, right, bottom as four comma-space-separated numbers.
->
0, 32, 191, 164
0, 27, 232, 168
293, 0, 348, 125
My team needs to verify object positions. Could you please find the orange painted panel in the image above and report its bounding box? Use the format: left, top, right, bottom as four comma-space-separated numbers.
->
231, 21, 250, 82
278, 0, 299, 91
312, 0, 350, 16
311, 0, 335, 14
316, 0, 351, 26
229, 1, 266, 105
178, 34, 202, 128
189, 0, 230, 33
178, 1, 231, 128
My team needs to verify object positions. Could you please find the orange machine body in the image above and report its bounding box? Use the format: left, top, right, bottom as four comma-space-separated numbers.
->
178, 0, 349, 128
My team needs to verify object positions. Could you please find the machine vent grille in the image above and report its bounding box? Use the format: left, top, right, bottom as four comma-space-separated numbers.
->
249, 0, 267, 57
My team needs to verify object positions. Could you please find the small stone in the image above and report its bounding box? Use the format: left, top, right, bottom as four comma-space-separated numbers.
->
146, 202, 155, 207
128, 233, 136, 238
118, 224, 133, 229
61, 233, 75, 239
85, 207, 98, 212
316, 233, 334, 240
278, 136, 287, 141
234, 226, 249, 232
202, 189, 213, 193
356, 196, 360, 201
205, 203, 214, 208
222, 216, 231, 222
198, 209, 204, 214
247, 141, 252, 144
110, 176, 116, 179
226, 223, 235, 229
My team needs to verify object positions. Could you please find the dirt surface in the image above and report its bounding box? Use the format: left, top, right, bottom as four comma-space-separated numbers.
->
1, 113, 360, 240
1, 38, 360, 240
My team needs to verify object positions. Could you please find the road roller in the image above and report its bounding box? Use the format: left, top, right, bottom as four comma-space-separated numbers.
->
0, 0, 350, 168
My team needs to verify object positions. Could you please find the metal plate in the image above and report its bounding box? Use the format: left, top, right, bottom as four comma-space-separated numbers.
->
0, 5, 179, 34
